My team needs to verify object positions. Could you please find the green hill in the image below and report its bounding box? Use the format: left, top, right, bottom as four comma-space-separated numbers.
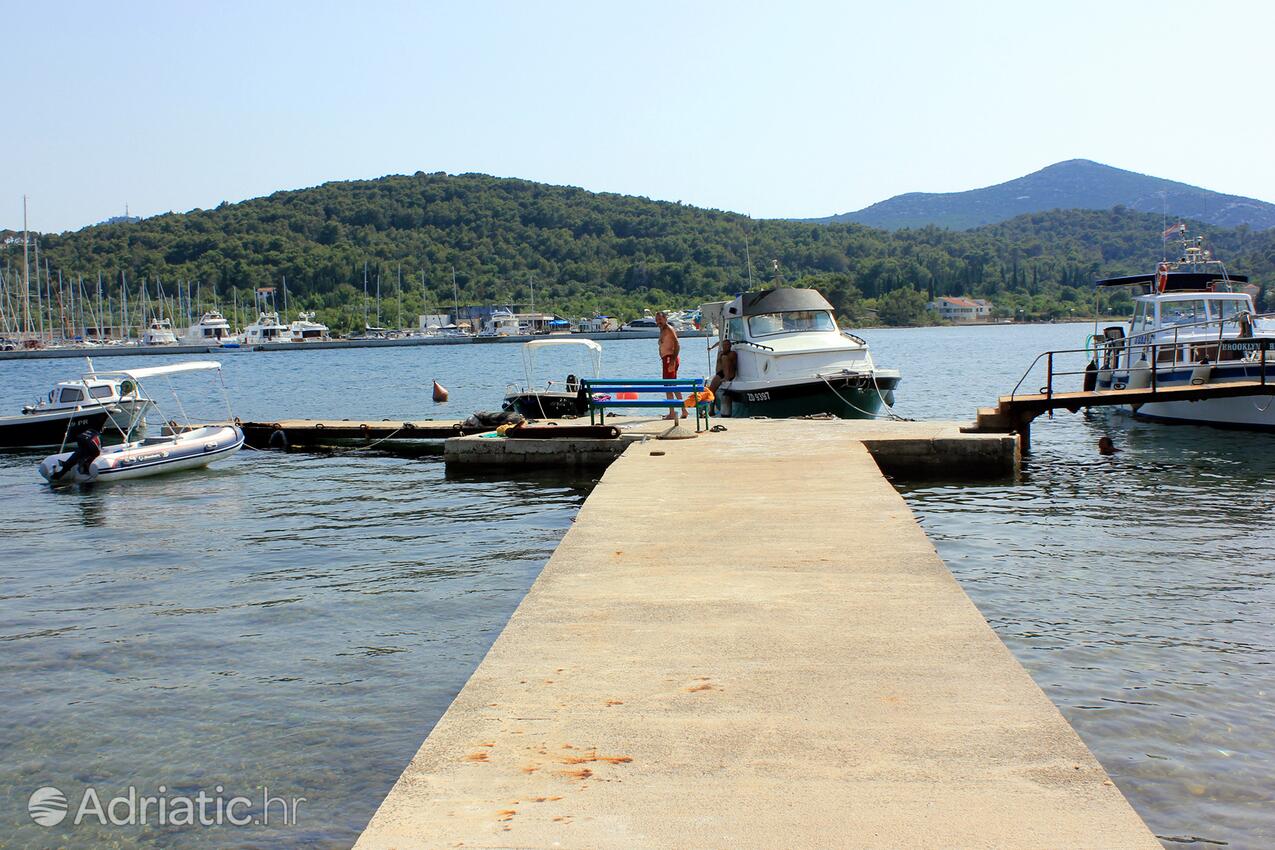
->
815, 160, 1275, 231
3, 171, 1273, 332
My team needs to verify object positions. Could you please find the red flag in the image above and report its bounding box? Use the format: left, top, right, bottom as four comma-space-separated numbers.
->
1162, 222, 1185, 239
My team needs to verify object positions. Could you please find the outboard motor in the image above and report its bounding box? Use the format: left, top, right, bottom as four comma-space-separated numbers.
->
52, 430, 101, 482
565, 373, 579, 392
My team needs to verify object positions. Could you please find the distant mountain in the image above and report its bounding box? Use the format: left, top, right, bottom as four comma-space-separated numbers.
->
814, 160, 1275, 231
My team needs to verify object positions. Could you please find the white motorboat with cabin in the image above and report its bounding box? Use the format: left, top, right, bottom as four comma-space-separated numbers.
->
478, 309, 520, 337
701, 287, 901, 418
38, 361, 244, 484
241, 311, 293, 345
141, 318, 178, 346
289, 311, 330, 342
23, 362, 155, 435
619, 313, 659, 332
183, 310, 235, 345
1089, 228, 1275, 429
502, 338, 603, 418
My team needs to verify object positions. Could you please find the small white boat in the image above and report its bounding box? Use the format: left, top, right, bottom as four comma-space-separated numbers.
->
502, 338, 602, 418
38, 361, 244, 485
619, 313, 659, 332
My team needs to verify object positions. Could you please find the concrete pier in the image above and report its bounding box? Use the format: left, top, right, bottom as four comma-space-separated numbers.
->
355, 420, 1160, 849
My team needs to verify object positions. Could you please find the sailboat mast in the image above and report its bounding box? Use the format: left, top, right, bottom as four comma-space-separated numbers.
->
451, 266, 459, 328
122, 270, 131, 340
376, 270, 381, 326
34, 237, 44, 340
20, 197, 30, 337
363, 262, 369, 328
397, 264, 402, 329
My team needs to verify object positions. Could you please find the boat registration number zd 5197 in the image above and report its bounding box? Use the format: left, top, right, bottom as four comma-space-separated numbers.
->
746, 391, 771, 402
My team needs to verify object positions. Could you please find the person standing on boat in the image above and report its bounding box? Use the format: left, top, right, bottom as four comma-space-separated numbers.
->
656, 311, 683, 419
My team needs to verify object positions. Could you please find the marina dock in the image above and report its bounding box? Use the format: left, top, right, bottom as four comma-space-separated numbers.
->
354, 419, 1160, 849
0, 329, 710, 361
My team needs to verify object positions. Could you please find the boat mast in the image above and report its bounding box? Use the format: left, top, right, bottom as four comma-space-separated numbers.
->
362, 262, 369, 328
451, 265, 459, 329
396, 264, 403, 330
120, 271, 130, 340
34, 236, 44, 340
21, 196, 30, 337
96, 272, 104, 339
376, 269, 381, 326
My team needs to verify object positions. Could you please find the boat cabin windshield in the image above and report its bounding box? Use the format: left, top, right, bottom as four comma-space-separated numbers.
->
747, 310, 836, 337
1138, 295, 1254, 333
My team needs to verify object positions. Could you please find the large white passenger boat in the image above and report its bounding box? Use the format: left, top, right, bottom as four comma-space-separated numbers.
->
1090, 229, 1275, 429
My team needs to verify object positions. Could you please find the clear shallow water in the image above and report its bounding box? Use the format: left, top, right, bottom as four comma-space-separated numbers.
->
1, 327, 1273, 848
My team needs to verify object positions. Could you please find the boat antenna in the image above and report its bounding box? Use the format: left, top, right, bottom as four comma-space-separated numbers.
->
744, 226, 755, 290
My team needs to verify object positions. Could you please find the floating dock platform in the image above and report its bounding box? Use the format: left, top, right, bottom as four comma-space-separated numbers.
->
354, 419, 1160, 849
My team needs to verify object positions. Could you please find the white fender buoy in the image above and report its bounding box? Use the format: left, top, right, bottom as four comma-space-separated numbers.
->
432, 380, 449, 403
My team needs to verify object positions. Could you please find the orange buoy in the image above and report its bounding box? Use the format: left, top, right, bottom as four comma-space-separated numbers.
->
432, 380, 449, 403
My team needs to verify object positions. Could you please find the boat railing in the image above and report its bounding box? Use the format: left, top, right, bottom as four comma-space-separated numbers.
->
1008, 316, 1275, 402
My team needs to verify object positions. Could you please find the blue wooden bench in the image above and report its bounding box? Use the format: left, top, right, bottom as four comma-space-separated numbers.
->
582, 377, 711, 432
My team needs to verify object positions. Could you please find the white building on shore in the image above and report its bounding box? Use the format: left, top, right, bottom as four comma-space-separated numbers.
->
927, 296, 992, 323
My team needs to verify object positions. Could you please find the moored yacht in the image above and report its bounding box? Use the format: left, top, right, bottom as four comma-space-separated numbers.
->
141, 318, 178, 346
183, 310, 234, 345
1089, 227, 1275, 429
702, 287, 901, 418
241, 311, 293, 345
289, 311, 330, 342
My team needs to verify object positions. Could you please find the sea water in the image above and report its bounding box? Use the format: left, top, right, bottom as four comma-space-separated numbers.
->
0, 326, 1271, 848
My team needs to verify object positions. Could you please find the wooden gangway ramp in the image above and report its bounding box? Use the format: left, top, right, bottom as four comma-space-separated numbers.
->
354, 419, 1159, 849
975, 379, 1275, 448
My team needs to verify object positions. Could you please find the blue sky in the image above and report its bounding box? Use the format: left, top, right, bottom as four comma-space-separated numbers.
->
5, 0, 1272, 233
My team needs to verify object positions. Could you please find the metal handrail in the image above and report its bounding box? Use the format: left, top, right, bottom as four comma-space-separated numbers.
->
1008, 333, 1273, 400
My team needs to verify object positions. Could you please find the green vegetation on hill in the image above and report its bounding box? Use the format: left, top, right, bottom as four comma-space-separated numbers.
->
3, 171, 1274, 333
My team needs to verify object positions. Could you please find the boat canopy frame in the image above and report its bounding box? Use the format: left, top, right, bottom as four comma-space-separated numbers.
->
520, 338, 602, 393
67, 359, 234, 449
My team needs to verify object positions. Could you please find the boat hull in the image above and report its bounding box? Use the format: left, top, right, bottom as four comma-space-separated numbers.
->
0, 407, 113, 449
39, 425, 244, 483
1099, 363, 1275, 430
722, 374, 900, 419
502, 391, 588, 419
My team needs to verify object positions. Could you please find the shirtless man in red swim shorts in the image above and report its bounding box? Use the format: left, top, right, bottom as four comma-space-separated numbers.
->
656, 311, 683, 419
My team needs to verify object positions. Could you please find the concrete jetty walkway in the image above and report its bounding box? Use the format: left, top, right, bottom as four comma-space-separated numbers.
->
355, 420, 1160, 849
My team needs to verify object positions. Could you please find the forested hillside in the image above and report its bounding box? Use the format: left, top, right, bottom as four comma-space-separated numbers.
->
4, 171, 1274, 332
